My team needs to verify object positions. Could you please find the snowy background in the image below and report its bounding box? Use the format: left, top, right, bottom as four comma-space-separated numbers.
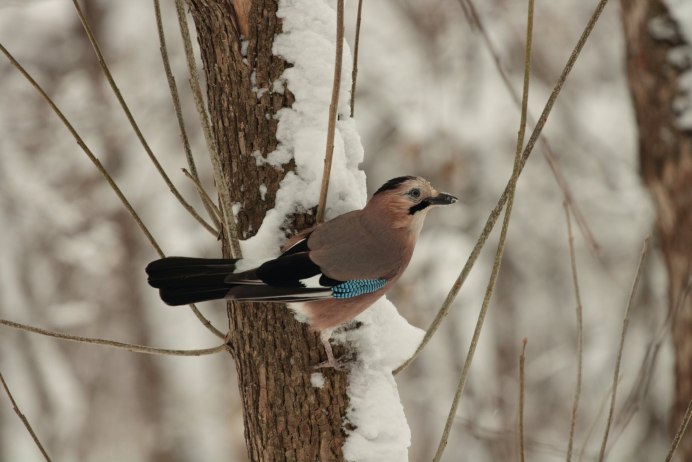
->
0, 0, 674, 461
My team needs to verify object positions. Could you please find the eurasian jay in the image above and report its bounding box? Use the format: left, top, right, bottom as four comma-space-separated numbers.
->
146, 176, 457, 367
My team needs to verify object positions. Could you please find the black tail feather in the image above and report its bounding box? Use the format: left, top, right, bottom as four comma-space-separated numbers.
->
146, 256, 238, 305
146, 256, 331, 306
146, 257, 237, 278
159, 287, 231, 306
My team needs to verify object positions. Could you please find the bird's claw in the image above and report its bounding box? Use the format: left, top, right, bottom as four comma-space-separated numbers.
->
312, 356, 352, 371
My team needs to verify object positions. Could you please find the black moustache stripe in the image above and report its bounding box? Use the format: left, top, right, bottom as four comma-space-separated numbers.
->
408, 200, 431, 215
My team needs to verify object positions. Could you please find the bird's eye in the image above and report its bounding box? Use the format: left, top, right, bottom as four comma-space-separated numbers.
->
409, 188, 421, 199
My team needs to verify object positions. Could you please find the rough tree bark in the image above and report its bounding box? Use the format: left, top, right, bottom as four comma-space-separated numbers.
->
621, 1, 692, 459
187, 1, 350, 460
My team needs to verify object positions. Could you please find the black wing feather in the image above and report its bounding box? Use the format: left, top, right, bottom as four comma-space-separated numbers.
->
256, 253, 326, 287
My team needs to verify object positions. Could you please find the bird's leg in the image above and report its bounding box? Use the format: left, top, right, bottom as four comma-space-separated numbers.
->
313, 329, 348, 370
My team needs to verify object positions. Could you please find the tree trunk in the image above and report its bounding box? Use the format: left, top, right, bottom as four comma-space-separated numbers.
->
621, 1, 692, 459
187, 1, 349, 460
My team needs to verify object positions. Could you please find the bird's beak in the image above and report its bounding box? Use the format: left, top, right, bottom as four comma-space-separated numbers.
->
428, 192, 458, 205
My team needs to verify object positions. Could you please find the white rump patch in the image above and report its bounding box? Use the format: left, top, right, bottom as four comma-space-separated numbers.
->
300, 274, 326, 288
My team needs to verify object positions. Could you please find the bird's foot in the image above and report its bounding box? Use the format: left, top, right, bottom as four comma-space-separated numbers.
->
314, 330, 352, 370
312, 356, 352, 371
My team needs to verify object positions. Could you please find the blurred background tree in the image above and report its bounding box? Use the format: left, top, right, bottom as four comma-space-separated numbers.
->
622, 0, 692, 459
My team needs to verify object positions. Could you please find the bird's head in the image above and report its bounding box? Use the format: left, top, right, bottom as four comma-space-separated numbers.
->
367, 176, 457, 231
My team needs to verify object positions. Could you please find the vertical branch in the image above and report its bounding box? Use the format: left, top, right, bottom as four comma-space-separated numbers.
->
183, 168, 223, 225
578, 387, 612, 462
459, 0, 601, 257
71, 0, 219, 237
152, 0, 221, 229
565, 203, 584, 462
316, 0, 344, 224
665, 399, 692, 462
0, 372, 52, 462
350, 0, 364, 118
432, 1, 533, 459
518, 338, 528, 462
597, 237, 650, 461
174, 0, 242, 258
394, 0, 611, 376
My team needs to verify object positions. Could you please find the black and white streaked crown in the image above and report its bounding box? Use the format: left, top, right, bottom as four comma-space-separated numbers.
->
373, 176, 417, 196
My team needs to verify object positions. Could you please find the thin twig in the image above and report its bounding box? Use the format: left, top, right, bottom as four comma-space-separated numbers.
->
174, 0, 242, 258
0, 42, 164, 258
578, 386, 613, 462
0, 372, 52, 462
432, 2, 533, 459
597, 237, 650, 461
72, 0, 219, 237
0, 42, 225, 341
153, 0, 221, 229
565, 203, 584, 462
350, 0, 363, 118
454, 415, 597, 459
316, 0, 345, 224
6, 5, 227, 347
665, 398, 692, 462
183, 168, 223, 225
395, 0, 611, 376
612, 281, 692, 446
0, 319, 229, 357
187, 304, 227, 339
459, 0, 601, 258
519, 338, 528, 462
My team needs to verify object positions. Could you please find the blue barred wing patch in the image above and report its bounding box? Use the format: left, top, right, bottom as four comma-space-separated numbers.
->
331, 279, 387, 299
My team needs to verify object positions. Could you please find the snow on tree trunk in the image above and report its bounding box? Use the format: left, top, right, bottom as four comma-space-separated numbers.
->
187, 0, 422, 460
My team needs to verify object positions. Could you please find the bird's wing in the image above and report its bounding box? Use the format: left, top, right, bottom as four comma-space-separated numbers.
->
146, 252, 389, 306
306, 210, 404, 281
225, 250, 388, 302
197, 210, 399, 302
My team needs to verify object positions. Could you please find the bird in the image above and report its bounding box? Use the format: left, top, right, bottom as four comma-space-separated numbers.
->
146, 176, 457, 368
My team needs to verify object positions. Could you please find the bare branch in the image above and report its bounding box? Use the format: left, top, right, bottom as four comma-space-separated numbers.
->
316, 0, 345, 224
432, 1, 533, 459
395, 0, 611, 376
0, 319, 229, 357
0, 42, 164, 258
459, 0, 601, 258
565, 203, 584, 462
71, 0, 219, 237
0, 372, 52, 462
153, 0, 221, 229
665, 398, 692, 462
519, 338, 528, 462
174, 0, 243, 258
350, 0, 364, 118
0, 42, 226, 340
183, 168, 223, 225
187, 303, 227, 339
598, 237, 650, 461
613, 281, 692, 444
578, 386, 614, 462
